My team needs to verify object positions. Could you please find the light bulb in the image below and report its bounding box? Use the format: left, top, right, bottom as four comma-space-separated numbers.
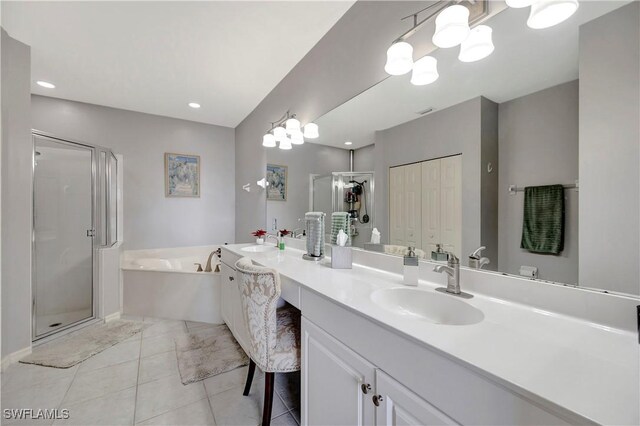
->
458, 25, 494, 62
279, 137, 292, 150
384, 41, 414, 76
262, 133, 276, 148
273, 126, 287, 142
285, 117, 300, 134
290, 130, 304, 145
36, 81, 56, 89
410, 56, 439, 86
527, 0, 579, 29
506, 0, 534, 7
303, 123, 319, 139
432, 5, 470, 48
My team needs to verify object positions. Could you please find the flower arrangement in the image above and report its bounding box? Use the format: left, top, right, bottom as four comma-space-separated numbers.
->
279, 229, 291, 237
252, 229, 267, 244
251, 229, 267, 238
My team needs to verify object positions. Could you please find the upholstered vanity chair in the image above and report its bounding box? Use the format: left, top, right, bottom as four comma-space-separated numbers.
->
235, 257, 301, 426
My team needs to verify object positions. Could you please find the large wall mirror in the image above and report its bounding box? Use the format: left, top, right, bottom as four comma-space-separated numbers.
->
265, 0, 639, 297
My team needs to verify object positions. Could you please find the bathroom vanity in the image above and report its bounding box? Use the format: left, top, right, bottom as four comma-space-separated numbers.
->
220, 242, 638, 426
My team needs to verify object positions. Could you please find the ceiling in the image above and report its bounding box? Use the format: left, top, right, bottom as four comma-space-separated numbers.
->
1, 1, 354, 128
313, 1, 629, 150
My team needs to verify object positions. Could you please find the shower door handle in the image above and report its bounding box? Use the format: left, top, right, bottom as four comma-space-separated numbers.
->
86, 229, 95, 238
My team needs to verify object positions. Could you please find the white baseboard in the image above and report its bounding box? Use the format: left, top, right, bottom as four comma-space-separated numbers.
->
103, 311, 122, 323
1, 346, 32, 372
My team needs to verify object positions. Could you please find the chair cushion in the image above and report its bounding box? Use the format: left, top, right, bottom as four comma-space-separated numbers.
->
267, 305, 301, 373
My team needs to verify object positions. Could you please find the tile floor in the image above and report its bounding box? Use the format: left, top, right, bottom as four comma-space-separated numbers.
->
1, 317, 300, 426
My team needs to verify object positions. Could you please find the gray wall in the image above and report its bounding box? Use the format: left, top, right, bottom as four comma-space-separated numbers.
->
31, 95, 236, 250
234, 2, 437, 243
498, 80, 579, 283
266, 142, 348, 233
1, 29, 32, 358
480, 98, 499, 268
354, 144, 375, 172
373, 97, 498, 260
579, 2, 639, 295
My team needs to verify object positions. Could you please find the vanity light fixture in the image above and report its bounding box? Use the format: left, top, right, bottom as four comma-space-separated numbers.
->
432, 5, 471, 48
36, 80, 56, 89
279, 137, 292, 150
188, 102, 201, 109
344, 141, 353, 146
285, 117, 301, 134
458, 25, 494, 62
263, 111, 318, 149
273, 126, 287, 142
384, 1, 490, 82
303, 123, 319, 139
262, 133, 277, 148
527, 0, 579, 29
290, 130, 305, 145
411, 56, 439, 85
384, 41, 414, 76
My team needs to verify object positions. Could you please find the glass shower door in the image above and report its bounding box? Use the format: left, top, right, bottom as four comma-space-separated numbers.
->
33, 135, 95, 339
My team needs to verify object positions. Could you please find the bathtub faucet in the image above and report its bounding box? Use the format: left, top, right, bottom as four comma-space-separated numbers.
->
205, 248, 221, 272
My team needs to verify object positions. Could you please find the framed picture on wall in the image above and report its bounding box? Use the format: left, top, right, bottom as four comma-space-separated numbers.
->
266, 163, 287, 201
165, 153, 200, 197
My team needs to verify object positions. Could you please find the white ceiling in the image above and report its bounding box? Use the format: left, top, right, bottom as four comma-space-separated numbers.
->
313, 1, 629, 150
1, 1, 354, 128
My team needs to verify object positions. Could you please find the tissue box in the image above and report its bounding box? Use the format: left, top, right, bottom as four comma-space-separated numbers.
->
331, 245, 352, 269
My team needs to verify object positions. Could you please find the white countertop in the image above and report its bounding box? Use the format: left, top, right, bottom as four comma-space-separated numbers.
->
223, 244, 639, 425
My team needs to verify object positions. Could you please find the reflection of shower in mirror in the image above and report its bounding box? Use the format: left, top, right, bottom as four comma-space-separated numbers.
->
311, 171, 374, 248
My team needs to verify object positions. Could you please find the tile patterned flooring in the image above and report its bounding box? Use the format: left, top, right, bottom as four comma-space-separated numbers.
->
1, 317, 300, 426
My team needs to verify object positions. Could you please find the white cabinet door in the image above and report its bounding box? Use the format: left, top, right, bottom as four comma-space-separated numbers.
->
375, 370, 458, 426
220, 261, 250, 355
302, 317, 376, 426
231, 273, 251, 355
421, 160, 441, 253
403, 163, 422, 249
389, 166, 405, 246
220, 262, 234, 328
439, 155, 462, 258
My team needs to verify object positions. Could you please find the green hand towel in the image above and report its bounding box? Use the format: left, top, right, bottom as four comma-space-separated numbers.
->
520, 185, 565, 255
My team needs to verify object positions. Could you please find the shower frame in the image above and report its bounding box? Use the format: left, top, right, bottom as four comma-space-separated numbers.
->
31, 130, 118, 341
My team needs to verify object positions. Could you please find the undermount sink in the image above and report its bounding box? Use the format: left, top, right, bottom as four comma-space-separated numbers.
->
371, 287, 484, 326
241, 245, 277, 253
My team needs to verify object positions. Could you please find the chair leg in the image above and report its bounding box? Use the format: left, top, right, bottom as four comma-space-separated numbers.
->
262, 372, 275, 426
243, 359, 256, 396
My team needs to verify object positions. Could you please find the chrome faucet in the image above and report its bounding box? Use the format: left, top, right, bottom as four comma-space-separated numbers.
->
468, 246, 490, 270
291, 228, 305, 238
204, 248, 221, 272
434, 253, 472, 298
265, 233, 280, 246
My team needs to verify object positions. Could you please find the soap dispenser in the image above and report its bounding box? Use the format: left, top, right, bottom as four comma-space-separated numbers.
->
403, 247, 419, 286
431, 244, 448, 262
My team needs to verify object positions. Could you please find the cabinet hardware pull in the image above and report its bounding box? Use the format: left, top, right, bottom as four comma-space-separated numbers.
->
372, 395, 383, 406
229, 276, 235, 281
361, 383, 371, 394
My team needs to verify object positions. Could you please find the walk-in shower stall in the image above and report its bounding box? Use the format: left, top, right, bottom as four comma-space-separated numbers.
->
32, 131, 119, 340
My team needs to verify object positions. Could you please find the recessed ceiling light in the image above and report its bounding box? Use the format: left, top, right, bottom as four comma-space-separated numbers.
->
188, 102, 201, 109
344, 141, 353, 146
36, 81, 55, 89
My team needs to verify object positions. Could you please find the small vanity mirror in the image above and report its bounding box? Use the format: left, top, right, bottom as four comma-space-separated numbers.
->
265, 1, 639, 297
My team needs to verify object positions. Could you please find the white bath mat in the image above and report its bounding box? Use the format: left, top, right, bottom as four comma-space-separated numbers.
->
20, 320, 146, 368
175, 324, 249, 385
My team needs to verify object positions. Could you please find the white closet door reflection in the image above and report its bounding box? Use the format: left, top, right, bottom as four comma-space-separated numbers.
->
33, 136, 94, 338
